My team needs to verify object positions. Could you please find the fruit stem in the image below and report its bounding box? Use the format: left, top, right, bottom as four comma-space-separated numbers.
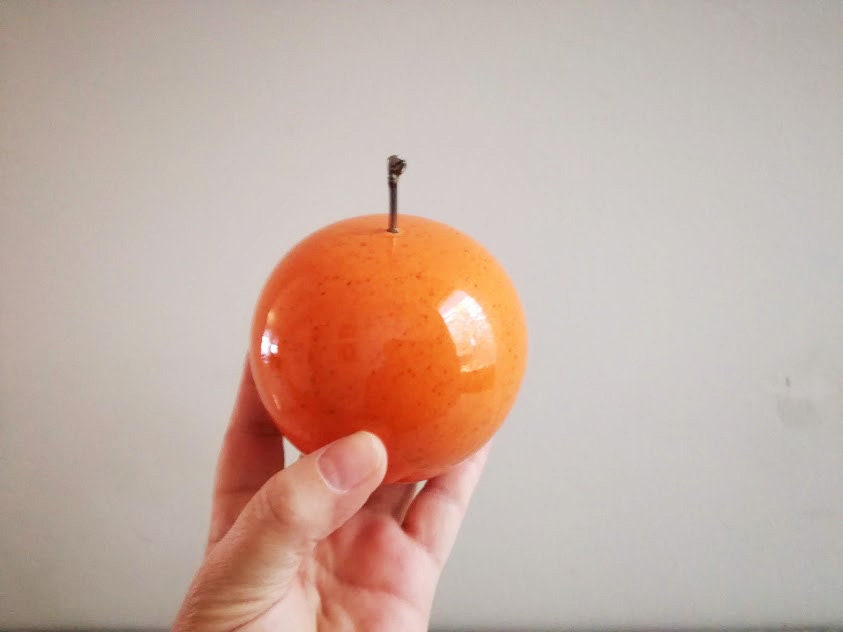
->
387, 155, 406, 233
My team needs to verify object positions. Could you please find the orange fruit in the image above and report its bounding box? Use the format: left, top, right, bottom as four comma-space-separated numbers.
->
249, 214, 527, 483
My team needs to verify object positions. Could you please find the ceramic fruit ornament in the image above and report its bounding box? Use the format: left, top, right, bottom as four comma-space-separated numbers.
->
249, 156, 527, 483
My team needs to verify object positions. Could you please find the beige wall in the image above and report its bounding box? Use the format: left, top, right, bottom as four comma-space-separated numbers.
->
1, 1, 841, 628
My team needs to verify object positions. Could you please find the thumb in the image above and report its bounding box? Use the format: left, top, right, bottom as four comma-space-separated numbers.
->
175, 431, 387, 630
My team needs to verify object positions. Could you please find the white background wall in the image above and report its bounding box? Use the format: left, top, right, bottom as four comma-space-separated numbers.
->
1, 1, 841, 628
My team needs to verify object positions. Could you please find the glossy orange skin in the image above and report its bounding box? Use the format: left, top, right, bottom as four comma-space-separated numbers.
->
249, 214, 527, 483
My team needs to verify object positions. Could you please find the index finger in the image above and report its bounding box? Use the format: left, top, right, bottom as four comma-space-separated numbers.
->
207, 357, 286, 548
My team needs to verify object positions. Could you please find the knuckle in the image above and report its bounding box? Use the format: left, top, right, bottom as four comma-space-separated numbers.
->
259, 475, 307, 534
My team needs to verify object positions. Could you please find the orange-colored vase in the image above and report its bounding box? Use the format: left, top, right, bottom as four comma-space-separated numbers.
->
250, 214, 527, 483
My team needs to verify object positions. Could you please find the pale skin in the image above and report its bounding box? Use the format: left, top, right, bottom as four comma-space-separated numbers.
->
173, 361, 490, 631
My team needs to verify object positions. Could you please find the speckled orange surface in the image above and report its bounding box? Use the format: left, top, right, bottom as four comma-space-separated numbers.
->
249, 214, 527, 483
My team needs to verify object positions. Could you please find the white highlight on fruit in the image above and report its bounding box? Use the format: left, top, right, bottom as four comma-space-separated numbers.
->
438, 290, 497, 374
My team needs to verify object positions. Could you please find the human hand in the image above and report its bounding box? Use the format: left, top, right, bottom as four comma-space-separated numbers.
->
172, 361, 489, 631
